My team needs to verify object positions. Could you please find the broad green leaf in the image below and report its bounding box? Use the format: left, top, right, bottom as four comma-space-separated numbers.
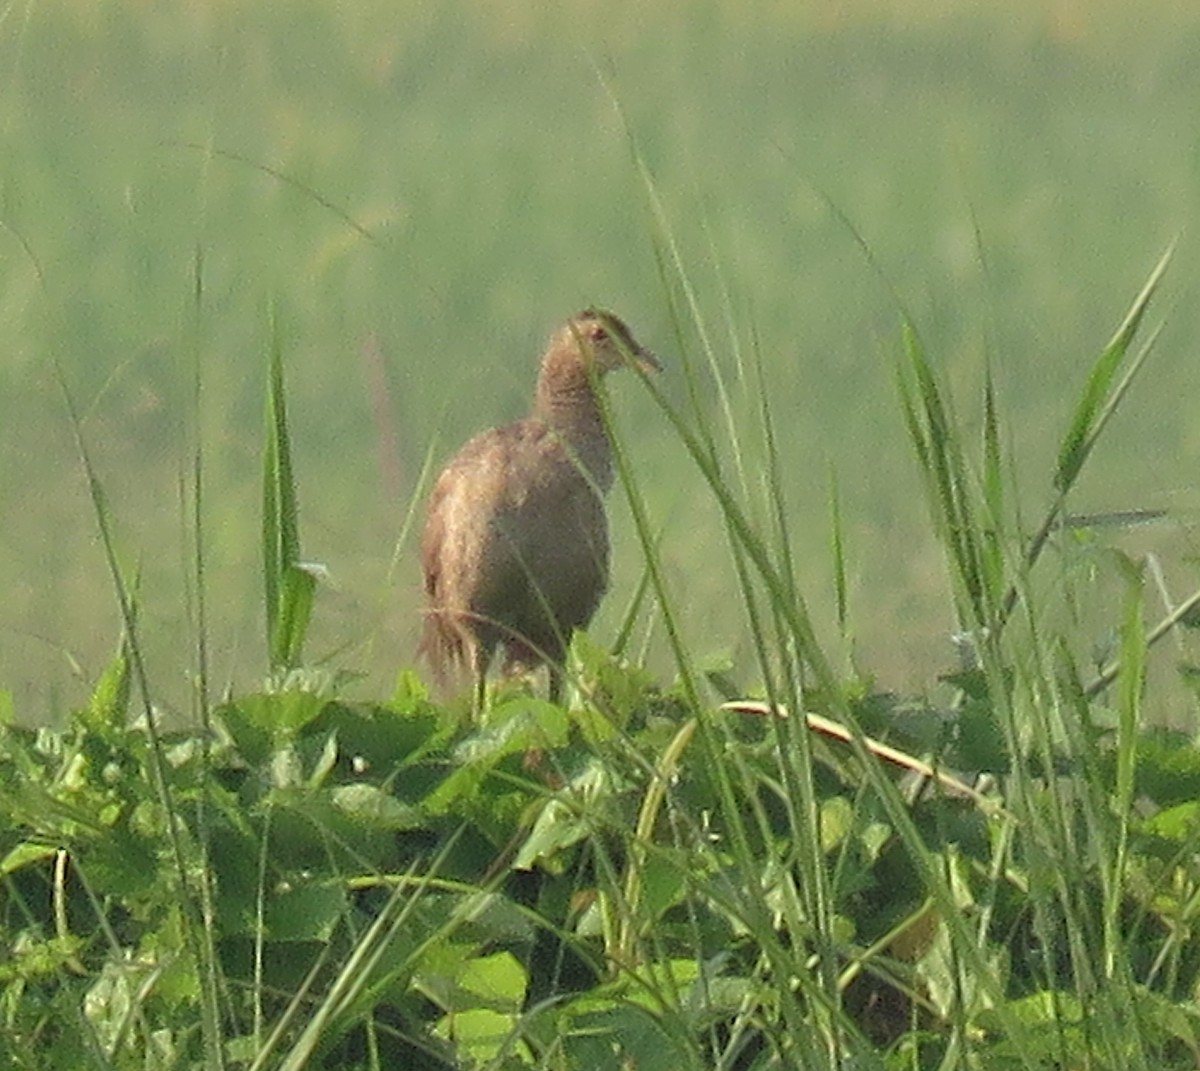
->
264, 881, 347, 942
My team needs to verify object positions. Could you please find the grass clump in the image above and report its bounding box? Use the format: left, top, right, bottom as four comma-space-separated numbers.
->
6, 245, 1200, 1071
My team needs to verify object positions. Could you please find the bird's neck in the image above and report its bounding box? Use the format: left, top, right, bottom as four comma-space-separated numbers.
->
534, 366, 614, 491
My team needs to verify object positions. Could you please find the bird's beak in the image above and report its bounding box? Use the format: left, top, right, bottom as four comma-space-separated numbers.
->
631, 343, 661, 376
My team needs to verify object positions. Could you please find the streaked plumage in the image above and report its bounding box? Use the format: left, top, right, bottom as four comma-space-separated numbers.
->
420, 309, 658, 708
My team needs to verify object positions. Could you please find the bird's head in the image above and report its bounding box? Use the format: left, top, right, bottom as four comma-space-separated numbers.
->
558, 309, 661, 377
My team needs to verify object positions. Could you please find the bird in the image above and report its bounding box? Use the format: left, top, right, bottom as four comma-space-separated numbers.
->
419, 308, 659, 712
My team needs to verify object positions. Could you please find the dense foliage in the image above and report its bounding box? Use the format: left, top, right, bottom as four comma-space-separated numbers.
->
7, 249, 1200, 1069
8, 624, 1200, 1068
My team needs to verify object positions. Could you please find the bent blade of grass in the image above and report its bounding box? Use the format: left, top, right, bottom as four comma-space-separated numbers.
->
168, 141, 379, 243
721, 701, 1007, 818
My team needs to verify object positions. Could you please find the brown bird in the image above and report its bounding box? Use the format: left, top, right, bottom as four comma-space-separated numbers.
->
419, 309, 659, 711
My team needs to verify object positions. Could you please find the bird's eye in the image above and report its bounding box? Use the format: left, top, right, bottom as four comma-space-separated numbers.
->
589, 325, 608, 342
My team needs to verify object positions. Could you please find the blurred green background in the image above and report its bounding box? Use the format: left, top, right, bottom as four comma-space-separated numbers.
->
2, 0, 1199, 720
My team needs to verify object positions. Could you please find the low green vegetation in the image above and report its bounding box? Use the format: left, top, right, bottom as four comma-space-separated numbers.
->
6, 244, 1200, 1070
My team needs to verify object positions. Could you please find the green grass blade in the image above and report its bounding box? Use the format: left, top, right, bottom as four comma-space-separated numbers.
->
978, 362, 1008, 603
828, 463, 849, 640
1054, 241, 1174, 492
276, 564, 317, 671
981, 362, 1003, 528
898, 320, 993, 628
262, 308, 309, 672
998, 245, 1174, 630
1107, 556, 1145, 979
187, 243, 213, 721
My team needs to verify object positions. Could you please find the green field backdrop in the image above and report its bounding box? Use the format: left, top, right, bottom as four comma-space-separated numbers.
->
3, 0, 1199, 721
